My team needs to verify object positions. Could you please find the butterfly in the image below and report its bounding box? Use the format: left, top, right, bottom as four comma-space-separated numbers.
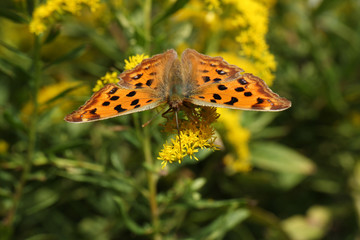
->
65, 49, 291, 123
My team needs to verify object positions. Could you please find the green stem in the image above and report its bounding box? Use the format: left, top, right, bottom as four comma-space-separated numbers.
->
142, 1, 161, 239
3, 35, 41, 237
144, 0, 152, 53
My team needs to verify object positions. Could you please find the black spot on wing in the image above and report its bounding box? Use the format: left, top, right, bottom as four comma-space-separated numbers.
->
146, 99, 153, 103
132, 73, 143, 80
110, 96, 119, 101
244, 92, 252, 97
210, 99, 216, 103
131, 99, 139, 106
216, 69, 226, 75
257, 97, 264, 104
198, 96, 205, 99
213, 94, 221, 100
135, 83, 143, 88
108, 88, 118, 94
126, 91, 136, 97
102, 101, 110, 106
224, 97, 238, 105
235, 87, 244, 92
134, 104, 141, 108
213, 78, 221, 82
146, 79, 154, 86
90, 108, 97, 114
114, 105, 127, 113
203, 76, 211, 82
218, 85, 227, 91
238, 78, 248, 85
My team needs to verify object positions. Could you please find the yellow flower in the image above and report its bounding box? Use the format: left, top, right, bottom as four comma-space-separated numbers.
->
158, 106, 220, 168
124, 54, 149, 70
176, 0, 277, 84
217, 109, 251, 173
92, 72, 118, 92
29, 0, 101, 35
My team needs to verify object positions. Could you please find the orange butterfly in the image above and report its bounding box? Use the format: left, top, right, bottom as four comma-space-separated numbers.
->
65, 49, 291, 123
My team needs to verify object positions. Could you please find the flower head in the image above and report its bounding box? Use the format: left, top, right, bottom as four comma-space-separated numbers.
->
92, 72, 118, 92
158, 106, 220, 168
29, 0, 101, 35
124, 54, 149, 70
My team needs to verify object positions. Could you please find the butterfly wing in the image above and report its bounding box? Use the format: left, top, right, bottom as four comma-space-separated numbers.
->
181, 49, 291, 111
118, 49, 178, 90
65, 84, 163, 122
181, 48, 244, 86
189, 73, 291, 111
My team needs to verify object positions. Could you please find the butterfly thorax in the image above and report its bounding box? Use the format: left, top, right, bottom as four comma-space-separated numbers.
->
165, 59, 187, 110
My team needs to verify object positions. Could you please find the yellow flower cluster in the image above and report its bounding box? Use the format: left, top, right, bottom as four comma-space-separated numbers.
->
29, 0, 100, 35
124, 54, 149, 70
225, 0, 277, 84
158, 107, 220, 168
92, 72, 118, 92
93, 54, 149, 92
176, 0, 277, 84
217, 109, 251, 172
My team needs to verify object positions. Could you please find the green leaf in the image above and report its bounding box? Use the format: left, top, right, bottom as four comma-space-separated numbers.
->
251, 142, 315, 175
251, 142, 316, 189
114, 197, 151, 235
0, 8, 28, 23
193, 208, 250, 240
43, 25, 61, 45
23, 188, 59, 215
0, 40, 32, 71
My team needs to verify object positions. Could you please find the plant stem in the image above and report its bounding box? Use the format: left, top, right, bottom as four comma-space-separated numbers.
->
144, 0, 152, 53
3, 35, 41, 237
143, 1, 161, 239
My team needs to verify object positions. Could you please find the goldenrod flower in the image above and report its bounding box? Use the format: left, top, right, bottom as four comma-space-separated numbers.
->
218, 109, 251, 173
92, 72, 118, 92
124, 54, 149, 70
176, 0, 277, 84
158, 106, 220, 168
29, 0, 101, 35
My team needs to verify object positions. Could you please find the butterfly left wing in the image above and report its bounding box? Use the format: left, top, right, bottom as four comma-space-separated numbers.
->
65, 84, 163, 122
188, 73, 291, 111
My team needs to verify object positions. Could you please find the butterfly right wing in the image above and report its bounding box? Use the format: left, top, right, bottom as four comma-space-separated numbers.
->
65, 84, 163, 122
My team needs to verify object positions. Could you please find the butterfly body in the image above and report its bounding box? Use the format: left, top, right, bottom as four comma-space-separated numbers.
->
65, 49, 291, 123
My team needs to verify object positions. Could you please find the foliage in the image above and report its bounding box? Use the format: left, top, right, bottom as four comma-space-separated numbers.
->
0, 0, 359, 239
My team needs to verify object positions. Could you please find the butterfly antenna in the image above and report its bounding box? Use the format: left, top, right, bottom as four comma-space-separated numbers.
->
142, 105, 168, 128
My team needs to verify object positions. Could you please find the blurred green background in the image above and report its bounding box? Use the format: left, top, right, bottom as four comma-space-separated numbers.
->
1, 0, 360, 239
